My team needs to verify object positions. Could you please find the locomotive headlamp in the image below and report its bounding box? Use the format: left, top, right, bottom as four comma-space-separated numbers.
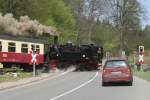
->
82, 54, 86, 58
98, 48, 101, 53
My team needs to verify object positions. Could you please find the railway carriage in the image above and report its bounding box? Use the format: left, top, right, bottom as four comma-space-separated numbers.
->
0, 35, 47, 69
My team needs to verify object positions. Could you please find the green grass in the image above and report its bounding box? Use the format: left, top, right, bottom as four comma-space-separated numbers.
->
132, 68, 150, 81
128, 54, 150, 81
128, 54, 150, 65
0, 72, 32, 82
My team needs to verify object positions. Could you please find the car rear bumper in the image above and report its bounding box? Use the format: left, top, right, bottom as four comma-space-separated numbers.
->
102, 75, 132, 82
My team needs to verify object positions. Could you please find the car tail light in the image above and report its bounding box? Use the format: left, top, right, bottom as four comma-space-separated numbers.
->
124, 68, 131, 74
103, 69, 106, 73
97, 63, 102, 67
103, 69, 110, 74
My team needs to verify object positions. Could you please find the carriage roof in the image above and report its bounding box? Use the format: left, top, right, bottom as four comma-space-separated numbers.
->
0, 35, 49, 44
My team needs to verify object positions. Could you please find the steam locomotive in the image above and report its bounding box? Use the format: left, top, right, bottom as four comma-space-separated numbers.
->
45, 41, 103, 70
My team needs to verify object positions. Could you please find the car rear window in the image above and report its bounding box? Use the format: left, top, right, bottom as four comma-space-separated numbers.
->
105, 60, 128, 68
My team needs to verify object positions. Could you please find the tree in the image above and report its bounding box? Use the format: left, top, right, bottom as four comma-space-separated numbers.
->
0, 0, 76, 43
103, 0, 142, 54
64, 0, 105, 44
143, 25, 150, 34
64, 0, 143, 55
142, 25, 150, 49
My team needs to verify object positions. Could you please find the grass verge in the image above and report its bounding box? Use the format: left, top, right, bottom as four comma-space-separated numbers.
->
132, 68, 150, 81
0, 72, 32, 82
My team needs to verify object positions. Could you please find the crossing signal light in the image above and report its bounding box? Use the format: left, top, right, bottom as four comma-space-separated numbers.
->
139, 46, 144, 53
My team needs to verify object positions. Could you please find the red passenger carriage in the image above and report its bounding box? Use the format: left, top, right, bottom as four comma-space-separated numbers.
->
0, 35, 48, 69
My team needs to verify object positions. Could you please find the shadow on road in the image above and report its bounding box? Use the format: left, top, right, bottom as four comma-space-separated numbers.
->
102, 82, 133, 87
73, 69, 98, 72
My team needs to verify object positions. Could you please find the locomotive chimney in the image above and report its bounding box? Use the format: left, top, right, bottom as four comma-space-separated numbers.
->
54, 36, 58, 45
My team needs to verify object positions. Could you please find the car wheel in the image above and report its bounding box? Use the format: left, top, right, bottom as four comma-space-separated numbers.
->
128, 81, 133, 86
102, 82, 108, 86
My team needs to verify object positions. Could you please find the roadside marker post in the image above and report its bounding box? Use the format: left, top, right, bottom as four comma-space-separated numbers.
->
106, 52, 110, 60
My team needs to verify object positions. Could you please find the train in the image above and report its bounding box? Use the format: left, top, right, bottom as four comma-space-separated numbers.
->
45, 42, 103, 71
0, 35, 103, 71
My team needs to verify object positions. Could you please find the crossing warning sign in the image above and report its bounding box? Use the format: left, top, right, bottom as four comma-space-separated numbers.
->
138, 46, 144, 64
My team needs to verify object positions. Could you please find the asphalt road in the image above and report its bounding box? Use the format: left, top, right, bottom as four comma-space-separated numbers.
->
0, 71, 150, 100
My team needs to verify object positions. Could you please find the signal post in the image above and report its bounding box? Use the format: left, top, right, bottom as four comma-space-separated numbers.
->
30, 45, 39, 77
137, 46, 144, 71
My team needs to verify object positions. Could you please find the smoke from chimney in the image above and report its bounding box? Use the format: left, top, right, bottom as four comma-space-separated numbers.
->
0, 13, 58, 36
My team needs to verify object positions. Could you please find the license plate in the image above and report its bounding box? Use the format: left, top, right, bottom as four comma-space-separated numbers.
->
111, 72, 122, 75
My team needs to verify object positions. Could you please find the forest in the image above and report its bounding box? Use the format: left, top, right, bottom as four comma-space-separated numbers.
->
0, 0, 150, 55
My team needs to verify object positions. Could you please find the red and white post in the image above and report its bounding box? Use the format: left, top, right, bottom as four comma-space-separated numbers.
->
137, 46, 144, 71
30, 45, 39, 76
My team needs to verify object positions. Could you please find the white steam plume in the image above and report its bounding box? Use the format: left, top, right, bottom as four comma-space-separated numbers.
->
0, 13, 58, 36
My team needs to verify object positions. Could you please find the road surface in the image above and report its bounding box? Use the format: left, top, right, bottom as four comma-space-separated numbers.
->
0, 71, 150, 100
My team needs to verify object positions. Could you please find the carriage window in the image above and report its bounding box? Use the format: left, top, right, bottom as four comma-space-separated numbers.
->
36, 45, 40, 52
31, 44, 35, 51
31, 44, 40, 53
21, 44, 28, 53
0, 41, 2, 51
8, 42, 16, 52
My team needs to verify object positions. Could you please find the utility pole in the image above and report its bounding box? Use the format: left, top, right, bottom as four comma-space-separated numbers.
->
6, 0, 13, 13
120, 0, 124, 56
88, 27, 92, 44
116, 0, 123, 56
77, 31, 80, 46
54, 36, 58, 45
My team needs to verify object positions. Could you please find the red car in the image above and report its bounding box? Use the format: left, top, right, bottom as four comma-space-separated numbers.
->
102, 58, 133, 86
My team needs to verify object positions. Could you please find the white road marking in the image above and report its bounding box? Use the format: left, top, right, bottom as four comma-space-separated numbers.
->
0, 70, 71, 93
49, 72, 98, 100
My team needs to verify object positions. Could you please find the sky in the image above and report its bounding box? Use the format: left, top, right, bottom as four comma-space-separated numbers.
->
138, 0, 150, 27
